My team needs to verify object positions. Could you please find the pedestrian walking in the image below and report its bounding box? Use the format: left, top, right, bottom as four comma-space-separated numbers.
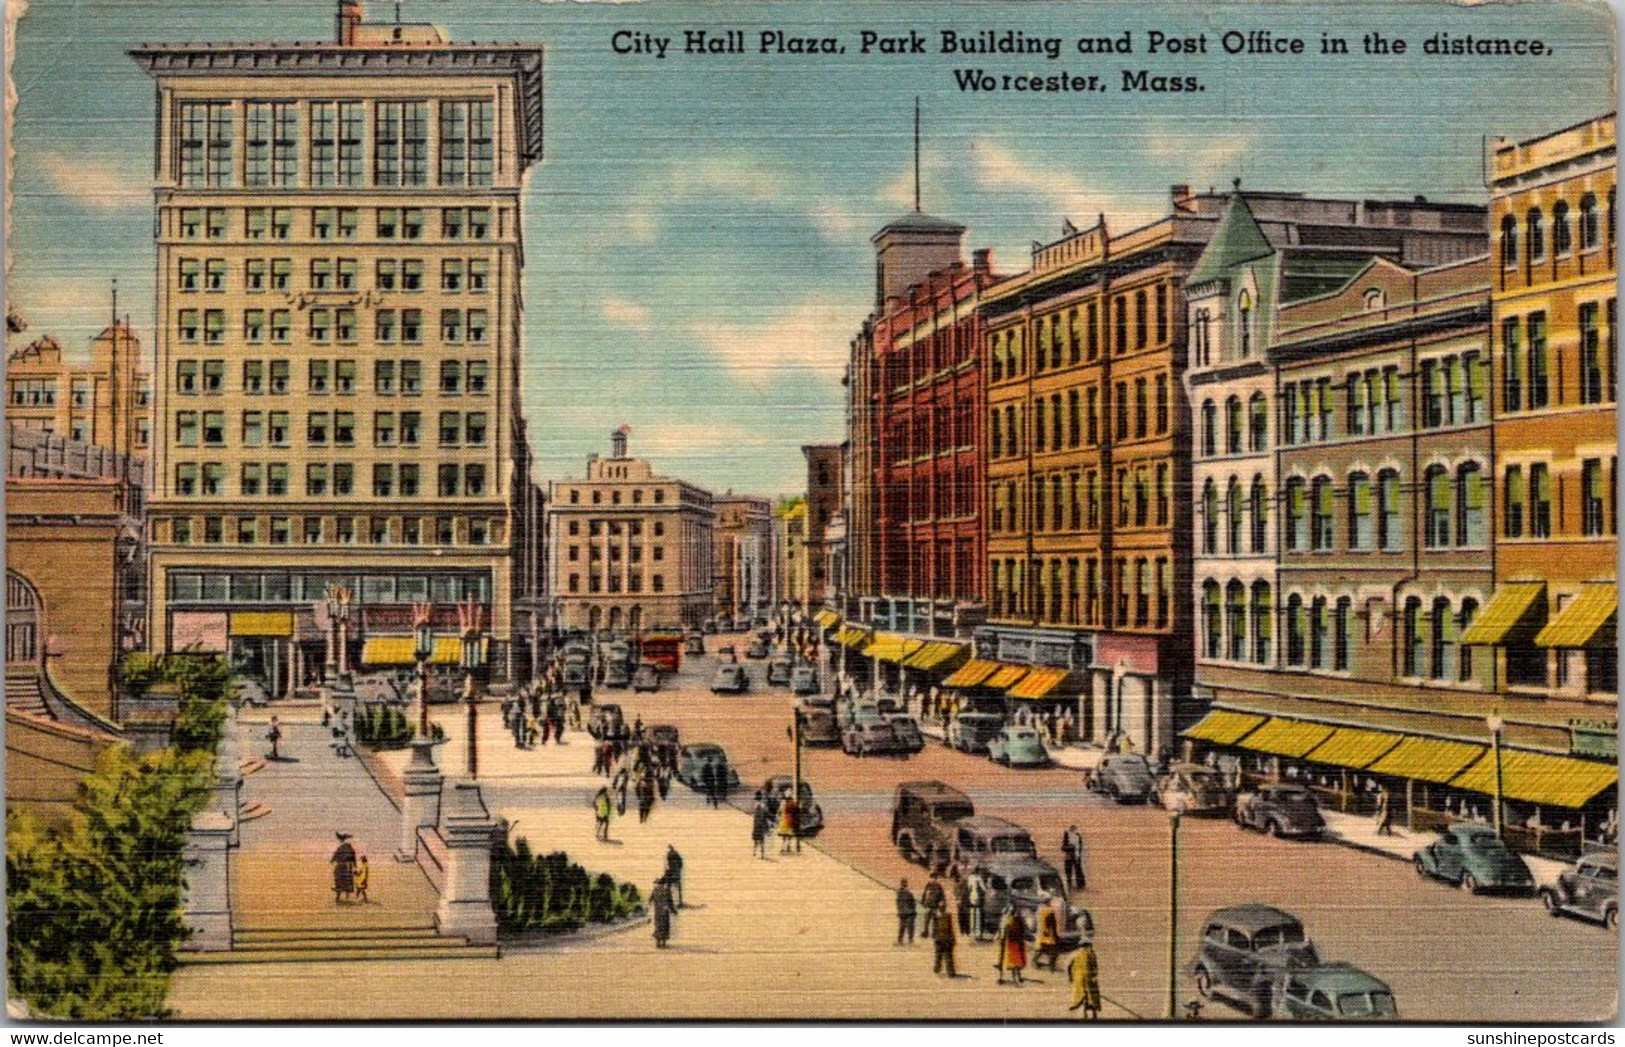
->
353, 855, 370, 903
613, 766, 629, 816
702, 762, 720, 809
637, 773, 656, 823
894, 878, 917, 945
330, 832, 356, 903
1034, 895, 1064, 971
665, 845, 685, 907
920, 873, 945, 939
995, 906, 1028, 985
968, 873, 987, 940
266, 716, 283, 761
656, 763, 671, 801
1375, 784, 1395, 836
1068, 939, 1102, 1019
651, 875, 675, 948
779, 794, 800, 854
751, 792, 771, 858
954, 872, 972, 936
1061, 825, 1087, 891
932, 898, 957, 976
593, 785, 613, 841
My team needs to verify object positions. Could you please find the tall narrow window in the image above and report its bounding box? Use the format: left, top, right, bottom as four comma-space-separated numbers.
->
1503, 465, 1525, 537
440, 100, 495, 187
1201, 400, 1216, 457
1424, 465, 1452, 548
1457, 463, 1486, 546
1310, 476, 1334, 551
1580, 193, 1600, 250
1528, 312, 1549, 409
1225, 396, 1242, 454
1226, 581, 1246, 661
1333, 598, 1351, 671
1580, 303, 1605, 404
1237, 289, 1253, 357
1248, 393, 1268, 452
1501, 317, 1523, 413
1348, 472, 1373, 550
1226, 477, 1243, 554
1310, 597, 1329, 670
1459, 600, 1478, 681
1202, 479, 1218, 554
1432, 597, 1457, 681
1582, 458, 1606, 536
178, 101, 233, 188
1553, 200, 1572, 256
1250, 582, 1272, 664
1530, 463, 1552, 538
1378, 469, 1402, 551
375, 101, 429, 187
1285, 478, 1306, 552
1527, 208, 1546, 265
1403, 598, 1425, 677
1203, 582, 1222, 659
1499, 213, 1519, 269
1285, 595, 1305, 666
1250, 475, 1268, 553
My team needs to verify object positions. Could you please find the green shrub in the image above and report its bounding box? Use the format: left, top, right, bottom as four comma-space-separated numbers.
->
353, 704, 442, 749
489, 832, 644, 934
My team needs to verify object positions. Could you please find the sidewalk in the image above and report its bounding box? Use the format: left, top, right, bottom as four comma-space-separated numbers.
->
1319, 807, 1568, 886
918, 718, 1103, 772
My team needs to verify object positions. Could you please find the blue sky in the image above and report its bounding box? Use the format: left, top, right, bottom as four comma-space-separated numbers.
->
6, 0, 1614, 497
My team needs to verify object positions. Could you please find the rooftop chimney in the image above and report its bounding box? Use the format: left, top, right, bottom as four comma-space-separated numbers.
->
611, 424, 630, 459
1171, 184, 1195, 210
972, 248, 992, 274
337, 0, 364, 45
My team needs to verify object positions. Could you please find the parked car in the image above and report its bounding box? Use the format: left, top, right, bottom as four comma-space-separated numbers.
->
973, 856, 1094, 947
1191, 905, 1320, 1018
949, 712, 1006, 754
887, 715, 925, 754
790, 665, 821, 695
839, 700, 885, 728
766, 657, 793, 686
952, 815, 1037, 868
587, 704, 624, 740
1234, 783, 1325, 837
1152, 763, 1233, 814
1540, 851, 1618, 929
746, 640, 771, 659
1414, 823, 1536, 894
891, 780, 975, 868
602, 661, 632, 688
1275, 962, 1399, 1020
796, 707, 843, 748
1089, 752, 1156, 803
685, 634, 706, 656
647, 723, 680, 752
631, 662, 661, 692
710, 664, 749, 694
675, 743, 740, 792
987, 725, 1050, 767
875, 695, 903, 716
761, 775, 824, 835
843, 720, 908, 757
562, 651, 590, 688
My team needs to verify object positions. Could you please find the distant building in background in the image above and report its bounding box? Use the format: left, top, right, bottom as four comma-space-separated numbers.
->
774, 497, 809, 612
802, 443, 844, 609
713, 493, 774, 620
546, 428, 716, 631
6, 322, 152, 459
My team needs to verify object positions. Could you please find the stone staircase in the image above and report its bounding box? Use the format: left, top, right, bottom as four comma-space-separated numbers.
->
5, 672, 50, 718
181, 923, 498, 965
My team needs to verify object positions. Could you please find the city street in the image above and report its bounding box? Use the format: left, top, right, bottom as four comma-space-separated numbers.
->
169, 637, 1616, 1022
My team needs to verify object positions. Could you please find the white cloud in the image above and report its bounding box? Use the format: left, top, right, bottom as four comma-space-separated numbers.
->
600, 297, 652, 332
878, 149, 947, 214
35, 150, 148, 212
630, 156, 857, 242
970, 140, 1103, 221
689, 299, 857, 390
1142, 124, 1256, 179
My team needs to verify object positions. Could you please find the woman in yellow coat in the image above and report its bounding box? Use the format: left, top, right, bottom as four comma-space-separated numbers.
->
1068, 940, 1101, 1019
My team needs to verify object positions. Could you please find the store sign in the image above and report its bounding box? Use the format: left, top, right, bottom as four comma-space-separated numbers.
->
1570, 718, 1618, 759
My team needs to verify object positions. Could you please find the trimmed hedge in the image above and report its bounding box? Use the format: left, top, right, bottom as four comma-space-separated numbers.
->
490, 833, 644, 934
354, 703, 444, 749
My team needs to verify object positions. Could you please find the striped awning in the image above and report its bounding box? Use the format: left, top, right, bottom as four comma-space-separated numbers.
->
865, 633, 922, 664
1451, 749, 1618, 809
1182, 710, 1267, 746
1303, 727, 1405, 770
361, 636, 470, 666
814, 609, 841, 629
229, 611, 294, 638
902, 642, 969, 671
1366, 736, 1485, 785
1534, 584, 1617, 648
1008, 667, 1070, 700
1460, 581, 1546, 645
985, 663, 1029, 690
942, 659, 999, 688
1232, 718, 1335, 758
834, 626, 872, 648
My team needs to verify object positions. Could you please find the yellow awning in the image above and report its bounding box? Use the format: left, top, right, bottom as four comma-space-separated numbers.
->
1182, 710, 1267, 746
1367, 736, 1485, 785
1460, 581, 1546, 645
1534, 584, 1617, 648
1008, 667, 1070, 700
1233, 718, 1335, 758
361, 636, 468, 666
1451, 749, 1618, 809
985, 663, 1029, 690
814, 609, 841, 629
834, 626, 872, 648
1303, 727, 1405, 770
942, 659, 998, 688
864, 633, 922, 664
229, 611, 293, 638
903, 642, 969, 671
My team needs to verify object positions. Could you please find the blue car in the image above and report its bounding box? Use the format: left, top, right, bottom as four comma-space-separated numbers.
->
1413, 823, 1535, 895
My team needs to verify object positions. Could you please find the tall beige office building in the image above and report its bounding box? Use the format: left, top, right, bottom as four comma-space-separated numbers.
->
132, 2, 544, 692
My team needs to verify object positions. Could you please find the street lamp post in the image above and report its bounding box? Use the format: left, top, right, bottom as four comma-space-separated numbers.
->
1487, 711, 1505, 838
412, 602, 435, 737
1167, 797, 1186, 1019
458, 600, 487, 780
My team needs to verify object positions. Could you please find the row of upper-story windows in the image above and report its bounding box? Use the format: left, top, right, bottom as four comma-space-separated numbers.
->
174, 358, 488, 397
989, 374, 1170, 459
168, 512, 496, 548
1502, 457, 1617, 540
1497, 187, 1615, 272
177, 99, 494, 189
1270, 465, 1486, 555
882, 401, 977, 464
990, 553, 1171, 630
565, 572, 667, 595
175, 307, 488, 346
988, 461, 1172, 536
988, 284, 1172, 384
176, 206, 495, 242
564, 543, 666, 563
565, 488, 668, 506
171, 408, 486, 450
8, 379, 58, 407
1500, 301, 1617, 413
1190, 288, 1256, 368
178, 256, 490, 295
565, 519, 667, 537
167, 570, 494, 605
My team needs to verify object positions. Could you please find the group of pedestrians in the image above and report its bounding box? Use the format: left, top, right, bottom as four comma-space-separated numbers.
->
593, 742, 673, 840
503, 685, 568, 750
748, 789, 802, 857
328, 832, 371, 904
650, 845, 684, 948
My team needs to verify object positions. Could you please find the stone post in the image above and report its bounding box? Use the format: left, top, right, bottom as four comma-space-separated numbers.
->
182, 811, 234, 951
398, 738, 445, 861
432, 781, 499, 945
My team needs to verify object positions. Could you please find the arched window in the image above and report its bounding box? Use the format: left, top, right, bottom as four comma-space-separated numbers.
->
1310, 596, 1329, 669
1378, 469, 1403, 551
1431, 596, 1456, 681
1459, 599, 1478, 682
1424, 465, 1452, 548
1248, 393, 1268, 452
1250, 475, 1268, 553
6, 571, 41, 668
1201, 479, 1218, 554
1225, 396, 1243, 455
1311, 476, 1335, 551
1553, 200, 1572, 256
1237, 289, 1253, 357
1250, 581, 1272, 664
1348, 471, 1373, 550
1580, 193, 1600, 250
1285, 594, 1306, 666
1456, 462, 1486, 546
1200, 400, 1217, 457
1334, 597, 1352, 671
1194, 308, 1212, 366
1503, 465, 1524, 537
1226, 477, 1243, 554
1226, 581, 1247, 661
1527, 208, 1545, 264
1202, 580, 1222, 659
1500, 214, 1519, 269
1402, 596, 1425, 676
1284, 477, 1307, 552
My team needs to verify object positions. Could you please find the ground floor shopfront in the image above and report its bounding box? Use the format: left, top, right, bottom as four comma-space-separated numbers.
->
1186, 664, 1618, 859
